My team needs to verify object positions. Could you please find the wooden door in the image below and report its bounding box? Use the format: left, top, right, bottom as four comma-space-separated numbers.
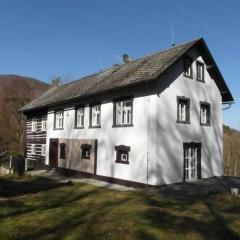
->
49, 139, 58, 168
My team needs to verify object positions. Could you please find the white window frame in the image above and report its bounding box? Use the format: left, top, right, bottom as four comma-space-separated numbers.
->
196, 61, 204, 82
115, 99, 133, 126
41, 144, 46, 156
31, 144, 36, 154
41, 119, 47, 131
31, 120, 37, 132
55, 111, 64, 129
75, 107, 84, 128
183, 56, 193, 78
90, 104, 101, 127
200, 102, 210, 126
177, 97, 190, 123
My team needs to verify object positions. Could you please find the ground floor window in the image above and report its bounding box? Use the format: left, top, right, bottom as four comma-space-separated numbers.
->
183, 142, 201, 182
115, 145, 130, 164
60, 143, 66, 159
81, 144, 92, 159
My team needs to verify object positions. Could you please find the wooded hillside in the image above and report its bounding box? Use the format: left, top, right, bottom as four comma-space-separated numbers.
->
0, 75, 49, 153
223, 125, 240, 176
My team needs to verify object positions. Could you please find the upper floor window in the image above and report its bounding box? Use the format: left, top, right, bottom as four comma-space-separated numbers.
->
31, 144, 36, 154
41, 119, 47, 131
183, 56, 193, 78
113, 98, 133, 127
75, 106, 84, 128
32, 120, 37, 132
54, 111, 64, 129
177, 97, 190, 124
200, 102, 211, 126
196, 61, 205, 82
41, 144, 46, 156
89, 104, 101, 128
60, 143, 66, 159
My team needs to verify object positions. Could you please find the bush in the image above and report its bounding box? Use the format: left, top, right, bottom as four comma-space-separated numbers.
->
12, 153, 25, 176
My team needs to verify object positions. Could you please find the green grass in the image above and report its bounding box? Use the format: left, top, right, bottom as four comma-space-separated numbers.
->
0, 176, 240, 240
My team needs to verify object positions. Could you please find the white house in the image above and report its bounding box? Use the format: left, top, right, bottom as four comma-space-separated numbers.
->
21, 38, 234, 187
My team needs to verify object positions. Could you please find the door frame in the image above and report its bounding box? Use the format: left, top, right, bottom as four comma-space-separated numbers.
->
49, 138, 59, 169
183, 142, 201, 182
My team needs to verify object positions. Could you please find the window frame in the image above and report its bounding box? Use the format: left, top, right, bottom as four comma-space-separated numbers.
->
31, 144, 36, 154
75, 105, 85, 129
81, 144, 92, 159
54, 110, 64, 130
60, 143, 66, 159
183, 56, 193, 79
113, 96, 134, 127
115, 145, 131, 164
41, 119, 47, 131
199, 101, 211, 126
176, 96, 190, 124
89, 103, 101, 128
41, 144, 46, 156
31, 120, 37, 132
196, 61, 205, 82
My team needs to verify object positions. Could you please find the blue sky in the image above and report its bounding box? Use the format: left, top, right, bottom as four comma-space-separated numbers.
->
0, 0, 239, 129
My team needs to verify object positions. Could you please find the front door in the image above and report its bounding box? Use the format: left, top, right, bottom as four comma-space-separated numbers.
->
49, 139, 59, 168
183, 143, 201, 182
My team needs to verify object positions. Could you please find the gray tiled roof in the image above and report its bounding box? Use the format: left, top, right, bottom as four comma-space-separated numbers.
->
21, 38, 233, 112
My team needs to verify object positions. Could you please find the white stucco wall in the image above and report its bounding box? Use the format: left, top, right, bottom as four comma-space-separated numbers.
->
45, 47, 223, 186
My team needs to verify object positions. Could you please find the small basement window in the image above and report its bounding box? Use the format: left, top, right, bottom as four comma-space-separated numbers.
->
115, 145, 131, 164
60, 143, 66, 159
81, 144, 92, 159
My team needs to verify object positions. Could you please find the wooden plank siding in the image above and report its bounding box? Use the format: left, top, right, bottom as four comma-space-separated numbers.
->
26, 115, 47, 169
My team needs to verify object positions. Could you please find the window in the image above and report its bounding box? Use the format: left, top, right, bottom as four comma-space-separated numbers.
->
183, 56, 193, 78
196, 61, 204, 82
89, 104, 101, 128
115, 145, 131, 164
200, 102, 211, 126
41, 119, 47, 131
177, 97, 190, 124
54, 111, 64, 129
31, 144, 36, 154
113, 98, 133, 127
75, 106, 84, 128
32, 120, 37, 132
81, 144, 92, 159
60, 143, 66, 159
41, 144, 46, 156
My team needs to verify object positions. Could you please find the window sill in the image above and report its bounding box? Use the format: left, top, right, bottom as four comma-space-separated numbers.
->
197, 78, 205, 83
54, 128, 64, 130
115, 160, 129, 165
200, 123, 211, 126
74, 126, 84, 129
183, 73, 193, 79
176, 120, 190, 124
81, 157, 90, 160
88, 126, 101, 129
112, 124, 134, 128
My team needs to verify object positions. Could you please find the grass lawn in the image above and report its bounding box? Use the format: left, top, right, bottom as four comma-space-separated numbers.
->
0, 176, 240, 240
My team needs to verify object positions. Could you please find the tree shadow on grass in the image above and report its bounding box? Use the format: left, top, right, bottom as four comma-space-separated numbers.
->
0, 177, 70, 198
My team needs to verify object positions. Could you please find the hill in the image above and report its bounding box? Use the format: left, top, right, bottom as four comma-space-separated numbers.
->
223, 125, 240, 176
0, 75, 49, 152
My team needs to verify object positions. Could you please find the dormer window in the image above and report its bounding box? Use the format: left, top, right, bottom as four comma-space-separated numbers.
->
81, 144, 92, 159
115, 145, 131, 164
196, 61, 205, 82
183, 56, 193, 78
